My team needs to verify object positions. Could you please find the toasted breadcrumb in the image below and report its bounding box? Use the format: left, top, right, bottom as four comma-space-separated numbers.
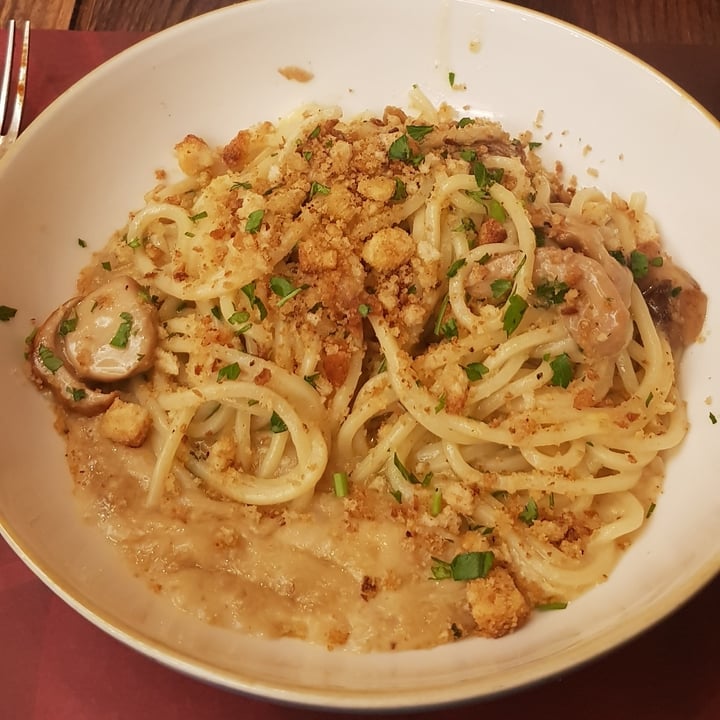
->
99, 398, 152, 448
466, 567, 531, 638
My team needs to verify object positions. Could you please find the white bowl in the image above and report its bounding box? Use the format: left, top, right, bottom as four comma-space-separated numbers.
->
1, 0, 718, 710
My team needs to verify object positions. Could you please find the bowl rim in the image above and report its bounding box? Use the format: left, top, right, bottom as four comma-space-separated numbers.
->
1, 0, 719, 710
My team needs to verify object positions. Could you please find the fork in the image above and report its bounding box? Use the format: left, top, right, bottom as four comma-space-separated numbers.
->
0, 20, 30, 160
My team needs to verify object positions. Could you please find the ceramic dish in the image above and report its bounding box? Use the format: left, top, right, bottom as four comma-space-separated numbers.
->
1, 0, 718, 710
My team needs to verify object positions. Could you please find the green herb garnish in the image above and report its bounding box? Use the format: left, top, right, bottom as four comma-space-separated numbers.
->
407, 124, 434, 142
245, 209, 265, 234
503, 294, 528, 336
270, 411, 287, 433
549, 353, 574, 388
109, 312, 133, 348
308, 181, 330, 201
393, 453, 432, 486
241, 281, 268, 320
0, 305, 18, 322
463, 362, 489, 381
536, 280, 569, 306
333, 472, 349, 497
66, 386, 87, 402
38, 344, 63, 372
536, 601, 568, 611
446, 258, 467, 278
392, 178, 408, 202
217, 362, 241, 382
431, 551, 494, 581
518, 497, 539, 525
270, 276, 309, 307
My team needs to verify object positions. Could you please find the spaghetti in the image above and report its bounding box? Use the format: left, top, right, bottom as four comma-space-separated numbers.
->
30, 90, 706, 649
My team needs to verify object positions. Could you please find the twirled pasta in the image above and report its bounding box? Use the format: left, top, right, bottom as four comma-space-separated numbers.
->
30, 90, 706, 649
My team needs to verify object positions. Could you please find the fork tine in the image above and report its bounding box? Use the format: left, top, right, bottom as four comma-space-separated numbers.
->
6, 20, 29, 139
0, 20, 15, 128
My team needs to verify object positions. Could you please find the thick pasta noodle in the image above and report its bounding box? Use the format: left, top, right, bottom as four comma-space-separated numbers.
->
29, 90, 707, 650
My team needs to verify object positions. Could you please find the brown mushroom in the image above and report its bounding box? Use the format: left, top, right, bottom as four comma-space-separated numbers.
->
29, 276, 159, 415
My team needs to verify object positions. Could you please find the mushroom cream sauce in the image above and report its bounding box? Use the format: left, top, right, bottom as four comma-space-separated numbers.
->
29, 91, 706, 651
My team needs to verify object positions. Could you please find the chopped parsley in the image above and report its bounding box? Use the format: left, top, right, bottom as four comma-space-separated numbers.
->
0, 305, 17, 322
270, 276, 309, 307
308, 125, 321, 140
439, 317, 458, 340
448, 71, 456, 87
393, 453, 432, 486
518, 497, 539, 526
392, 178, 408, 202
77, 238, 87, 248
217, 362, 241, 382
109, 312, 133, 348
503, 294, 528, 336
58, 316, 78, 336
629, 250, 649, 279
710, 412, 717, 425
66, 386, 87, 402
486, 198, 507, 223
433, 294, 450, 336
308, 180, 330, 201
446, 258, 467, 278
241, 281, 268, 320
646, 502, 657, 518
189, 210, 208, 223
471, 161, 504, 192
535, 280, 569, 306
491, 278, 512, 299
388, 134, 424, 167
457, 117, 475, 128
407, 124, 434, 142
431, 551, 494, 581
630, 251, 662, 280
228, 310, 252, 333
358, 303, 371, 317
270, 411, 287, 433
435, 394, 446, 413
549, 353, 574, 388
230, 180, 253, 190
245, 209, 265, 234
126, 236, 142, 249
38, 344, 63, 373
101, 261, 112, 271
462, 362, 489, 381
228, 310, 250, 325
609, 249, 626, 265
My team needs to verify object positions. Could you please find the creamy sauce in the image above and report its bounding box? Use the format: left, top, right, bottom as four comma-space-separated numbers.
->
65, 415, 473, 651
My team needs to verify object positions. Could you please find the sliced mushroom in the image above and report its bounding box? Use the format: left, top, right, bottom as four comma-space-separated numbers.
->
635, 241, 707, 348
30, 300, 119, 415
62, 276, 158, 382
29, 276, 159, 415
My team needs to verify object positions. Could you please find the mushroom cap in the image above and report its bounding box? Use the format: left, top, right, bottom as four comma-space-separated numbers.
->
62, 276, 158, 382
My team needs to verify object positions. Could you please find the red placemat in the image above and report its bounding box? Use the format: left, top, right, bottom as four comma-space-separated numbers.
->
2, 29, 718, 720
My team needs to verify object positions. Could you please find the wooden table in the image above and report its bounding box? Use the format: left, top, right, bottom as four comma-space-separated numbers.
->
1, 0, 719, 40
1, 2, 719, 719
